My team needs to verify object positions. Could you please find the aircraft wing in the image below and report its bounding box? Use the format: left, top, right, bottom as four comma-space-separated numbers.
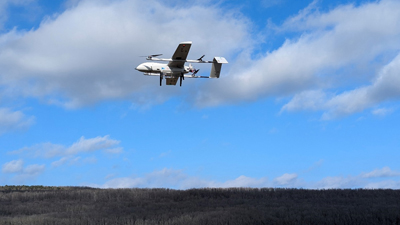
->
168, 41, 192, 68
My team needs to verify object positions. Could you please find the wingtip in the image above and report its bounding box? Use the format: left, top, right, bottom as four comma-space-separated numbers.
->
180, 41, 192, 44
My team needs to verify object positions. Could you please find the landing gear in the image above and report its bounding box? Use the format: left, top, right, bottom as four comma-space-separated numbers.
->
179, 74, 184, 86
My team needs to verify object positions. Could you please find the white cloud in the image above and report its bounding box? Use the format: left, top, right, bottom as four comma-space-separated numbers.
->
100, 169, 271, 189
0, 108, 35, 135
10, 142, 64, 158
2, 159, 24, 173
282, 51, 400, 119
51, 156, 97, 167
98, 166, 400, 189
66, 136, 120, 155
23, 164, 45, 175
63, 0, 82, 8
105, 173, 116, 180
0, 0, 250, 108
312, 167, 400, 189
13, 164, 45, 183
10, 135, 122, 158
103, 147, 124, 154
314, 176, 364, 189
281, 90, 328, 112
321, 53, 400, 119
364, 180, 400, 189
273, 173, 298, 186
101, 168, 271, 189
1, 0, 400, 118
219, 175, 269, 188
194, 0, 400, 118
372, 108, 394, 116
361, 167, 400, 178
304, 159, 324, 173
1, 159, 45, 183
51, 157, 70, 167
102, 177, 144, 189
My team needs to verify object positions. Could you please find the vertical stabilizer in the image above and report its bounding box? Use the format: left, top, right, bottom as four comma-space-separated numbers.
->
210, 57, 228, 78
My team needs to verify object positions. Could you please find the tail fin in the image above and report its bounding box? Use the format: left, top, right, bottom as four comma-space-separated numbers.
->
210, 57, 228, 78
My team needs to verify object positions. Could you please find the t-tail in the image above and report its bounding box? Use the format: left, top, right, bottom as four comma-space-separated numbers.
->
210, 57, 228, 78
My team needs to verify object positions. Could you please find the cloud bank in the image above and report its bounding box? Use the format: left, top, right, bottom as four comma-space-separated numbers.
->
0, 0, 250, 108
0, 0, 399, 118
2, 159, 24, 173
196, 0, 400, 119
1, 159, 45, 182
99, 166, 400, 189
9, 135, 122, 167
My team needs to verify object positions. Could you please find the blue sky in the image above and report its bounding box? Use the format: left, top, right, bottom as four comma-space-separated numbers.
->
1, 0, 400, 189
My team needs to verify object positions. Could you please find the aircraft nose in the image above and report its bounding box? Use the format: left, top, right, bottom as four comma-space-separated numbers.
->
135, 64, 148, 72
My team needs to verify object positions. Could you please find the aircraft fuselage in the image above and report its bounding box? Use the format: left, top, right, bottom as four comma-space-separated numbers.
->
135, 62, 188, 77
136, 41, 227, 86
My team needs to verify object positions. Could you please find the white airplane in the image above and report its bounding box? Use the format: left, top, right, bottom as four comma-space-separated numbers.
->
135, 41, 228, 86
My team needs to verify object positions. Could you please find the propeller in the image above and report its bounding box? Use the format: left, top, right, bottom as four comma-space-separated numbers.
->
193, 69, 200, 76
197, 55, 205, 61
140, 54, 163, 60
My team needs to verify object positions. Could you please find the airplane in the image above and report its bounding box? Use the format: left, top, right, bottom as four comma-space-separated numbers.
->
135, 41, 228, 86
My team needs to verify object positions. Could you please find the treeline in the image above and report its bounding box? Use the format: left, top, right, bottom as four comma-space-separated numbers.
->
1, 186, 400, 224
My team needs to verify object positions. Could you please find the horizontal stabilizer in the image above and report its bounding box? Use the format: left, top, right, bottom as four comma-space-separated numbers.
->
214, 57, 228, 64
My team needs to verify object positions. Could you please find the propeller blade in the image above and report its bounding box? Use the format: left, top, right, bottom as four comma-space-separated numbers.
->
140, 54, 163, 60
180, 76, 182, 86
197, 55, 205, 61
140, 54, 162, 57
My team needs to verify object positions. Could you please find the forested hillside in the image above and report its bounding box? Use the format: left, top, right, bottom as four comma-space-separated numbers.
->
1, 186, 399, 224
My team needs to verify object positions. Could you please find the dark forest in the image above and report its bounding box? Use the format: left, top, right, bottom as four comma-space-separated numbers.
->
1, 186, 400, 224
